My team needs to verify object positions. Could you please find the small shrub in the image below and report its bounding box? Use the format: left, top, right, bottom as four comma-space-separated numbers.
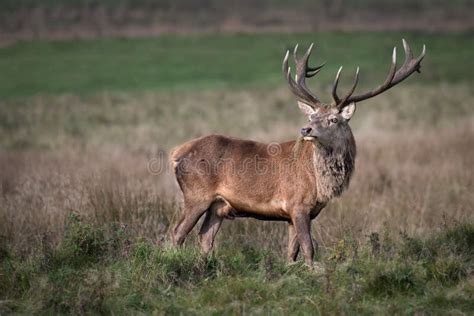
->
400, 234, 437, 261
106, 222, 132, 258
0, 257, 34, 298
221, 243, 275, 273
440, 223, 474, 258
426, 256, 466, 285
131, 239, 154, 263
368, 232, 381, 257
54, 213, 107, 268
401, 223, 474, 263
131, 243, 219, 286
329, 239, 348, 262
365, 263, 422, 297
155, 247, 218, 284
0, 235, 9, 263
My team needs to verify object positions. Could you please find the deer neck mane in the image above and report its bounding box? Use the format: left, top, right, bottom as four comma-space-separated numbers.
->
295, 136, 356, 202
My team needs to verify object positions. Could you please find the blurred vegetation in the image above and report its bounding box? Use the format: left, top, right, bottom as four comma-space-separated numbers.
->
1, 0, 472, 44
0, 0, 471, 11
0, 32, 472, 98
1, 84, 472, 151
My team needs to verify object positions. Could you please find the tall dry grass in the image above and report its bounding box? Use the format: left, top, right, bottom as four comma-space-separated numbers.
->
0, 83, 473, 256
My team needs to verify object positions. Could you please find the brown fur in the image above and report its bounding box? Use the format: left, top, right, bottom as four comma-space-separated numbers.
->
170, 133, 355, 266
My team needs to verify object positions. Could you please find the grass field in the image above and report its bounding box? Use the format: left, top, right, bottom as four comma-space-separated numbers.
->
0, 32, 472, 97
0, 32, 473, 314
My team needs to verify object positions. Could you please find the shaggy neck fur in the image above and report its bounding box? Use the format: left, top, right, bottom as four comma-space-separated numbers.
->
294, 135, 356, 202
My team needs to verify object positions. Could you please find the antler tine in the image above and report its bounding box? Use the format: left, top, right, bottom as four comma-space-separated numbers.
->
292, 44, 300, 68
332, 66, 343, 105
283, 51, 305, 99
306, 63, 325, 78
342, 40, 426, 105
283, 49, 319, 106
402, 38, 413, 61
338, 67, 360, 109
294, 43, 313, 82
293, 43, 325, 79
332, 64, 361, 108
391, 41, 426, 85
296, 44, 325, 104
302, 44, 326, 78
346, 47, 397, 103
283, 43, 324, 108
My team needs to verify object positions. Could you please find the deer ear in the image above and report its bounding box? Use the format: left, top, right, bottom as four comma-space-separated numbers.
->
340, 102, 356, 120
297, 101, 316, 116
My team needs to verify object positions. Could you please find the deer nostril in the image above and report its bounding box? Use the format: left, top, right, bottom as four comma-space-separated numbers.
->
301, 127, 312, 136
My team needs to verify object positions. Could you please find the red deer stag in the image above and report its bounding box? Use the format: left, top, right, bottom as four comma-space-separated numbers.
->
170, 39, 425, 267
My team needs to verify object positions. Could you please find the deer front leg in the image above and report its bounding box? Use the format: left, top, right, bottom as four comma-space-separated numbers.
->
291, 212, 314, 267
287, 223, 300, 262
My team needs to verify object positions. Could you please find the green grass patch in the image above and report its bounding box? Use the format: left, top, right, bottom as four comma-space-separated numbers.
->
1, 214, 473, 314
0, 32, 472, 98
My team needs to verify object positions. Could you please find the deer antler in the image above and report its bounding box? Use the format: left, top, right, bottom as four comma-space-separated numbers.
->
282, 43, 325, 109
332, 39, 426, 109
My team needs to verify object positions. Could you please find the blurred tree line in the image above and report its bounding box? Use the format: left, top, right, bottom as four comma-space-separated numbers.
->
0, 0, 472, 39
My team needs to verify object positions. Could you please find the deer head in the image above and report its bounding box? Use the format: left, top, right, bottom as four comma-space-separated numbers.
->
283, 39, 426, 149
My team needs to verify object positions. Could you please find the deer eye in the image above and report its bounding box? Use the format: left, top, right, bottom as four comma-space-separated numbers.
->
330, 118, 338, 124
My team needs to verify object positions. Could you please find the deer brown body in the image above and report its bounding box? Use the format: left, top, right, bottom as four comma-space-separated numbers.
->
171, 40, 425, 266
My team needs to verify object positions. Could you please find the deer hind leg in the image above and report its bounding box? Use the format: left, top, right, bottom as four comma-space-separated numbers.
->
172, 198, 212, 247
287, 223, 300, 262
198, 200, 227, 255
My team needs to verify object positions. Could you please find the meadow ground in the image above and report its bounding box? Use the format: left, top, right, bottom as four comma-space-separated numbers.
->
0, 32, 473, 314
